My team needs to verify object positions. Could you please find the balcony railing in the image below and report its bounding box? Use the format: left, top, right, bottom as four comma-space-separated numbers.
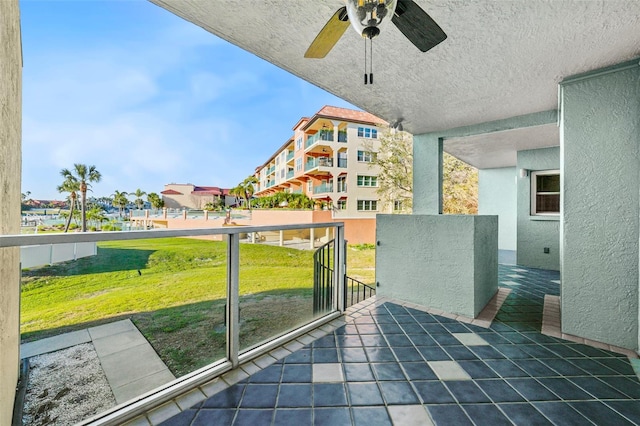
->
2, 223, 346, 425
266, 180, 275, 188
286, 151, 294, 161
305, 130, 334, 148
313, 183, 334, 194
286, 170, 294, 179
266, 166, 275, 175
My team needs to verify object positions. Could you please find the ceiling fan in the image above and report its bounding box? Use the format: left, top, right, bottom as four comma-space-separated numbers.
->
305, 0, 447, 83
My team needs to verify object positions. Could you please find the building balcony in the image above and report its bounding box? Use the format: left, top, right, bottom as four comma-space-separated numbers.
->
313, 183, 334, 194
266, 180, 275, 188
286, 170, 294, 179
286, 151, 294, 162
305, 130, 334, 149
338, 130, 347, 143
6, 223, 640, 425
305, 157, 334, 172
266, 166, 276, 175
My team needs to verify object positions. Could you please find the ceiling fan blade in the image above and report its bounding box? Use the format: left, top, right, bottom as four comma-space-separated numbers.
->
304, 7, 350, 59
392, 0, 447, 52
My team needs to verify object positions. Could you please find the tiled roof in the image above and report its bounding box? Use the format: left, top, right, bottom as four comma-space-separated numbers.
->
191, 186, 230, 196
315, 105, 387, 125
161, 189, 183, 195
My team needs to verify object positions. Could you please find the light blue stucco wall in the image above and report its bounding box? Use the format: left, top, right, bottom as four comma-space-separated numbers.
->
517, 147, 560, 270
478, 167, 517, 251
413, 111, 558, 216
376, 215, 498, 318
560, 60, 640, 351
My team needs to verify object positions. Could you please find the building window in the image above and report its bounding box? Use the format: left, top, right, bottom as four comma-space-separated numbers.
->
337, 200, 347, 210
357, 150, 376, 163
296, 137, 303, 151
280, 169, 285, 178
357, 127, 378, 139
394, 200, 403, 211
357, 200, 378, 211
531, 170, 560, 215
337, 176, 347, 192
295, 158, 302, 171
307, 180, 313, 192
357, 175, 378, 187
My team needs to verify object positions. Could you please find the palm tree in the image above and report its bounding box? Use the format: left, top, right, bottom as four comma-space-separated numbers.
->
229, 185, 245, 208
111, 190, 128, 217
60, 164, 102, 232
241, 176, 259, 210
132, 188, 146, 210
147, 192, 164, 212
57, 178, 80, 232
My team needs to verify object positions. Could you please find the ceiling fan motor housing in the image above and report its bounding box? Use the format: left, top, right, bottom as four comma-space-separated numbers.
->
346, 0, 397, 38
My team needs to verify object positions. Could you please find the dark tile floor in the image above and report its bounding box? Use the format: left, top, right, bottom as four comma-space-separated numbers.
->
160, 265, 640, 425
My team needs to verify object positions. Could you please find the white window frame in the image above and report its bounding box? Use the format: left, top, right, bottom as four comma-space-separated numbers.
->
531, 169, 560, 216
295, 137, 303, 151
357, 200, 378, 211
357, 127, 378, 139
357, 150, 376, 163
357, 175, 378, 187
295, 157, 302, 172
337, 199, 347, 210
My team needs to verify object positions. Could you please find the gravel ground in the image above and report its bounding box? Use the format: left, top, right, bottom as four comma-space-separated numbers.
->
22, 343, 116, 425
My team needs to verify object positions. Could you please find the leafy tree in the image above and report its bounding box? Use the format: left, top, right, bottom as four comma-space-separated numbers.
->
251, 191, 314, 209
57, 177, 80, 232
132, 188, 146, 210
111, 190, 128, 217
368, 128, 478, 214
147, 192, 164, 212
60, 164, 102, 232
366, 128, 413, 212
442, 152, 478, 214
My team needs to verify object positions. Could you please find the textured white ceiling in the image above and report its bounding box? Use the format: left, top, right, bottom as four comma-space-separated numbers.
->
150, 0, 640, 137
444, 123, 559, 169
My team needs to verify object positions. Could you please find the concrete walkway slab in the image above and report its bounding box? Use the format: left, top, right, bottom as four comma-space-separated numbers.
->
20, 329, 91, 359
21, 319, 176, 406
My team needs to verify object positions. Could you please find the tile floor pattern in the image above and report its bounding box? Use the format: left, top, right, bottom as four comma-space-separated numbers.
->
159, 265, 640, 425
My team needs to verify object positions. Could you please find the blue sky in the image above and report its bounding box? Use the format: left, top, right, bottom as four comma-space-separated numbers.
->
21, 0, 356, 200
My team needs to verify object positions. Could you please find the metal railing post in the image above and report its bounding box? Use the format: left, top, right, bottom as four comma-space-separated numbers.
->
226, 234, 240, 368
333, 225, 346, 312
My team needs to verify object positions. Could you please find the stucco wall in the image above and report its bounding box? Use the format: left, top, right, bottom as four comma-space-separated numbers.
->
376, 215, 497, 318
0, 0, 22, 422
478, 167, 517, 251
516, 147, 560, 270
560, 62, 640, 350
412, 134, 442, 215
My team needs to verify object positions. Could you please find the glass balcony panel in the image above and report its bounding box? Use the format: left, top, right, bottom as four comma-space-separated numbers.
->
338, 131, 348, 143
20, 237, 229, 422
313, 184, 334, 194
238, 227, 331, 353
286, 170, 294, 179
337, 158, 348, 168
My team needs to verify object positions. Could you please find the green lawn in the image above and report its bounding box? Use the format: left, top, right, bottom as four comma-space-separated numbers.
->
21, 238, 375, 376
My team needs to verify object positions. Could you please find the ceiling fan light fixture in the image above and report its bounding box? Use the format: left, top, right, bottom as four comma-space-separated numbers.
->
345, 0, 397, 39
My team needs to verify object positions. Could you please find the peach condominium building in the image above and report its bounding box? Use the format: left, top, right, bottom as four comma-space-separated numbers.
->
254, 106, 394, 218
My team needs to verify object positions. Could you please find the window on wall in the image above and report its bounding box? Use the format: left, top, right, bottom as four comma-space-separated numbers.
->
531, 170, 560, 215
357, 175, 378, 187
295, 158, 302, 171
337, 200, 347, 210
296, 137, 303, 151
357, 127, 378, 139
357, 200, 378, 211
357, 150, 376, 162
394, 200, 403, 211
